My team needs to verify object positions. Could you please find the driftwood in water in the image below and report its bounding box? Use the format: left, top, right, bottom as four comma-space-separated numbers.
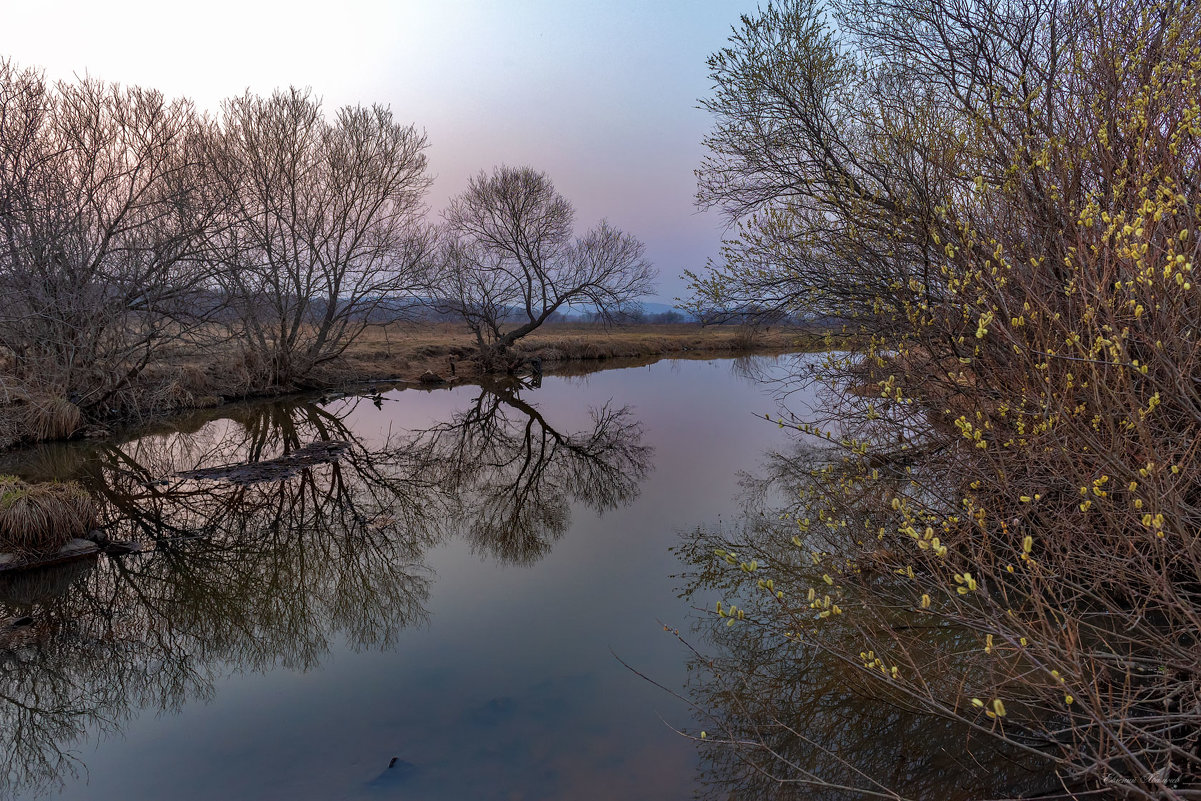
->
0, 538, 99, 574
175, 440, 351, 485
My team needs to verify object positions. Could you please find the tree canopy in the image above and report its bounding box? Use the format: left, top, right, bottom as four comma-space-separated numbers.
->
688, 0, 1201, 795
426, 165, 655, 368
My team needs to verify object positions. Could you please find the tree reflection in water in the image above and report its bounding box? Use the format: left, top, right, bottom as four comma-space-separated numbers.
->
0, 382, 651, 798
397, 379, 652, 564
675, 445, 1059, 801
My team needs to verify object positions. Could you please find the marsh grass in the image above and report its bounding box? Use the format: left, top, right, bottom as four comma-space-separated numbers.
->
21, 397, 83, 442
0, 476, 95, 555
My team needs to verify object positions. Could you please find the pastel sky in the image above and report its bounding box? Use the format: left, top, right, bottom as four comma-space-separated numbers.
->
1, 0, 760, 305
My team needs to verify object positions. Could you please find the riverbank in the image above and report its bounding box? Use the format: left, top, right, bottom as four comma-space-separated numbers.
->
332, 322, 823, 384
0, 323, 830, 450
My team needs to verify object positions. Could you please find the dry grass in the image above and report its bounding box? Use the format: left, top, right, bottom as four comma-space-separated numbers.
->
0, 390, 84, 450
333, 322, 824, 383
0, 476, 95, 555
0, 322, 826, 447
21, 396, 83, 441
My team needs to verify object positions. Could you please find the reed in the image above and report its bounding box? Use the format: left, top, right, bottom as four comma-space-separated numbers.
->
21, 396, 83, 441
0, 476, 95, 555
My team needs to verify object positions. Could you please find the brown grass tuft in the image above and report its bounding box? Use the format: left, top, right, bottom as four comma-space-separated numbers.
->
0, 476, 95, 555
21, 396, 82, 441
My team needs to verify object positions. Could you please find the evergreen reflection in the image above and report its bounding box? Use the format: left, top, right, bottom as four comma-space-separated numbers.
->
0, 383, 651, 798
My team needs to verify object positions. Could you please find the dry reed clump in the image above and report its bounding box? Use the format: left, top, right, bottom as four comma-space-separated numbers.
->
157, 363, 216, 410
21, 396, 82, 441
534, 347, 565, 363
158, 378, 196, 411
0, 476, 96, 555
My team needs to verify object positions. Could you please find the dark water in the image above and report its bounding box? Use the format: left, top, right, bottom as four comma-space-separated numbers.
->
0, 356, 805, 801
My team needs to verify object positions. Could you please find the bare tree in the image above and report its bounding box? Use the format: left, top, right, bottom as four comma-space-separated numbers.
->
425, 166, 655, 369
212, 88, 431, 388
0, 60, 221, 430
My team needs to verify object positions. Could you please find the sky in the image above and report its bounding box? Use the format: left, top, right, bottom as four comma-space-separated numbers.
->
1, 0, 761, 305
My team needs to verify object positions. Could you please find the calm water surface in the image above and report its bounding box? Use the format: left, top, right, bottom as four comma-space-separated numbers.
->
0, 356, 805, 801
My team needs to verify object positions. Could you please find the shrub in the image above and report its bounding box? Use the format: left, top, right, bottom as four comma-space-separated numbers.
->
690, 0, 1201, 794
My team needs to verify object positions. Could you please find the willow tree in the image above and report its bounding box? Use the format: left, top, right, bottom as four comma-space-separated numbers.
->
426, 166, 655, 370
0, 61, 220, 429
690, 0, 1201, 796
213, 89, 431, 387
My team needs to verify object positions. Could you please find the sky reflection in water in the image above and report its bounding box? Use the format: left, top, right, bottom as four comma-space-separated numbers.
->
0, 356, 803, 801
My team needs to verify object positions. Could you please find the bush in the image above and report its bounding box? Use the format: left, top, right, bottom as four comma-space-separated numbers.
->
690, 0, 1201, 795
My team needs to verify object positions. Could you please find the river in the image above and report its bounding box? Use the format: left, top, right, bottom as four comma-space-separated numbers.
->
0, 355, 813, 801
0, 354, 1059, 801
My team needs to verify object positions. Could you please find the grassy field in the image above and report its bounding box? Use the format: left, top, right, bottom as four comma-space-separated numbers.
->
331, 322, 827, 384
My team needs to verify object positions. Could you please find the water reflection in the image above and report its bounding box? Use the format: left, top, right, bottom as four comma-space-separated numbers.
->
0, 382, 651, 799
399, 379, 651, 564
676, 445, 1057, 801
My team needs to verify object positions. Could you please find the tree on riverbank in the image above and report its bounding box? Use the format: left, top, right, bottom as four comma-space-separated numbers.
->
0, 60, 222, 425
213, 89, 432, 387
689, 0, 1201, 795
424, 166, 655, 371
0, 66, 434, 443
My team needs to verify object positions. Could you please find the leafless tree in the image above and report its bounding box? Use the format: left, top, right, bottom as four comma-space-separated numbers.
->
0, 60, 222, 429
425, 166, 655, 369
212, 88, 431, 387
